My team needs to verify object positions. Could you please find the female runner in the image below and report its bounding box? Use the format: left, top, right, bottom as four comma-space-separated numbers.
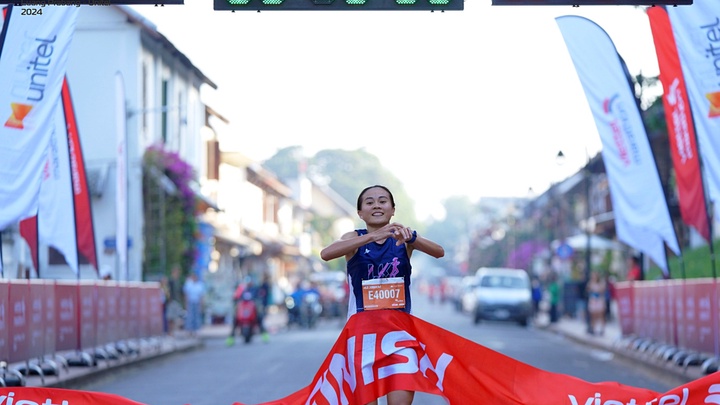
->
320, 185, 445, 405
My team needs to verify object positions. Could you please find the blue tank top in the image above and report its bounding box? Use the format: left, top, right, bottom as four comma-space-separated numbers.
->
346, 229, 412, 316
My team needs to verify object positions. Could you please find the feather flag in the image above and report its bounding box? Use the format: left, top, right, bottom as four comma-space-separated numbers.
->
556, 15, 681, 274
18, 79, 99, 276
0, 5, 80, 231
63, 78, 99, 274
647, 5, 712, 243
4, 1, 98, 276
667, 1, 720, 225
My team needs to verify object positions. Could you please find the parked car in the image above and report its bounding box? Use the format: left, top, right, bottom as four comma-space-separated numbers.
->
443, 275, 468, 312
460, 275, 481, 314
468, 267, 532, 327
309, 271, 348, 319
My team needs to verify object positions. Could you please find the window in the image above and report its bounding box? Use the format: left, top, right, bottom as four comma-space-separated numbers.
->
161, 79, 168, 144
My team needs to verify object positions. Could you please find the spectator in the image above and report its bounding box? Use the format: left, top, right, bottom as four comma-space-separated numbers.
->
531, 276, 543, 319
627, 255, 643, 281
166, 265, 184, 335
586, 271, 607, 335
183, 272, 205, 337
547, 271, 560, 324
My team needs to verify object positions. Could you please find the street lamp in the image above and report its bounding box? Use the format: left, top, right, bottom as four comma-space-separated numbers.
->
582, 153, 594, 333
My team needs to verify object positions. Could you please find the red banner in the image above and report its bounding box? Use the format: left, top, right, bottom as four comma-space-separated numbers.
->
614, 281, 634, 335
19, 216, 39, 274
42, 281, 56, 354
54, 282, 79, 352
28, 281, 45, 359
647, 6, 711, 242
0, 388, 147, 405
8, 281, 30, 363
2, 309, 719, 405
0, 282, 9, 361
674, 280, 718, 354
79, 282, 96, 350
63, 78, 99, 272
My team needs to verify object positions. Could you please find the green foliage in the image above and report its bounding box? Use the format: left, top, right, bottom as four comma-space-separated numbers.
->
263, 146, 417, 226
314, 149, 416, 223
425, 195, 475, 273
262, 146, 306, 181
646, 239, 720, 280
142, 145, 199, 280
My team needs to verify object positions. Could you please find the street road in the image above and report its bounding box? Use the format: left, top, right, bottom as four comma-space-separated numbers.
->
77, 291, 680, 405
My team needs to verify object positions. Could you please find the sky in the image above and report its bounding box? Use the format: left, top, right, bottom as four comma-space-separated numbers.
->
129, 1, 662, 220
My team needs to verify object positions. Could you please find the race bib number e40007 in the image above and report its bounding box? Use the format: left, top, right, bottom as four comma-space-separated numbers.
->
362, 277, 406, 310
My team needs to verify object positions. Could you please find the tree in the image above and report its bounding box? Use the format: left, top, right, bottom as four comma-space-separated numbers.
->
263, 146, 417, 225
424, 195, 475, 274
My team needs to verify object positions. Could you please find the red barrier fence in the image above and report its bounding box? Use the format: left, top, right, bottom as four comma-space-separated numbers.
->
615, 278, 720, 356
0, 280, 164, 364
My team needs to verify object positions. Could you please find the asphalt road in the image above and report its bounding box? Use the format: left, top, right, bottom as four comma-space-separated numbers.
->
75, 292, 681, 405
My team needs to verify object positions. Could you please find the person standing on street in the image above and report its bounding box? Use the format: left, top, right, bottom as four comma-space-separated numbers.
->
166, 265, 184, 335
627, 255, 643, 281
547, 271, 560, 324
255, 273, 272, 343
183, 272, 205, 337
586, 271, 607, 335
320, 185, 444, 405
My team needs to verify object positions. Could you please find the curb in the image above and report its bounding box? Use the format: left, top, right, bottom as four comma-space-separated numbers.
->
546, 324, 708, 385
18, 338, 204, 389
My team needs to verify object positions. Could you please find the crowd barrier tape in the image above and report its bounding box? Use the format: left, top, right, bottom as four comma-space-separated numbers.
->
0, 280, 164, 365
614, 278, 720, 355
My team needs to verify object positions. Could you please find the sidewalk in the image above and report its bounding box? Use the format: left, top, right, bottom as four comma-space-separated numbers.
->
2, 308, 290, 389
539, 311, 714, 384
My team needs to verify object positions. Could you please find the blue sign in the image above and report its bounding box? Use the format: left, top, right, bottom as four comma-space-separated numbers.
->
556, 243, 573, 259
103, 237, 132, 249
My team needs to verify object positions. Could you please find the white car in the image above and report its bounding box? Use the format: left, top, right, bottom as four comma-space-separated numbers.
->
469, 267, 532, 327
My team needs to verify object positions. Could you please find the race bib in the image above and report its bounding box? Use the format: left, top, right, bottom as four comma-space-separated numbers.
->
362, 277, 406, 310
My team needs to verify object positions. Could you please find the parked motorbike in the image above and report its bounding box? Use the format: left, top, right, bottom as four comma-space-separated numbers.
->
235, 290, 258, 344
285, 289, 322, 329
300, 290, 322, 329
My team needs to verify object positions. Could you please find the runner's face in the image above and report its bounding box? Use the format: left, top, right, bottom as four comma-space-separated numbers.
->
358, 187, 394, 226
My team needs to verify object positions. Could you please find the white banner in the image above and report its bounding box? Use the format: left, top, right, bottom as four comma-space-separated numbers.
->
0, 6, 80, 231
38, 94, 79, 273
667, 2, 720, 223
556, 15, 680, 273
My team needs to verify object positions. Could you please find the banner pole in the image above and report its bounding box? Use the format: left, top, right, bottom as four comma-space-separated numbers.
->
0, 230, 4, 278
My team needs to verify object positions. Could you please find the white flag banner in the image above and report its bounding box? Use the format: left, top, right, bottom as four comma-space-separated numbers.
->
38, 94, 79, 273
667, 2, 720, 222
556, 15, 680, 273
0, 6, 80, 231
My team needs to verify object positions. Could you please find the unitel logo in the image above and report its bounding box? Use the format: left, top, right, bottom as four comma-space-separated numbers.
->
4, 33, 59, 129
707, 383, 720, 405
5, 102, 33, 129
705, 92, 720, 118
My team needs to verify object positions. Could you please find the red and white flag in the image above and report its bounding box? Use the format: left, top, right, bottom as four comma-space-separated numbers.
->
21, 78, 99, 276
667, 1, 720, 225
648, 6, 712, 243
42, 79, 79, 273
63, 78, 99, 274
0, 5, 80, 231
556, 15, 681, 274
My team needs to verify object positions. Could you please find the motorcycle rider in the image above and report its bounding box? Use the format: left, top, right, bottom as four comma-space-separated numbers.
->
293, 280, 322, 328
226, 278, 262, 346
254, 274, 272, 342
